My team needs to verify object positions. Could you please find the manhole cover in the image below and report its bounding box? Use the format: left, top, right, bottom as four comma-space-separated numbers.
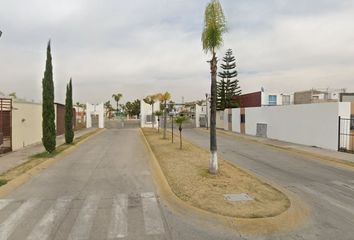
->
224, 193, 253, 202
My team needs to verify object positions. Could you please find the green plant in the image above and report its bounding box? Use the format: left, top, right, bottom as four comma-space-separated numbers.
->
42, 41, 56, 153
157, 92, 171, 139
65, 78, 74, 144
202, 0, 227, 174
217, 49, 241, 110
0, 179, 8, 186
154, 110, 163, 132
175, 115, 189, 149
112, 93, 123, 114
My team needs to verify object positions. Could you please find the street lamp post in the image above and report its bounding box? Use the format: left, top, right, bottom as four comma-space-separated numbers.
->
169, 110, 176, 143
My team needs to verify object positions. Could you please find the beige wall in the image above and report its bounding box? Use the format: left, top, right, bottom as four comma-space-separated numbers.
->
12, 102, 42, 150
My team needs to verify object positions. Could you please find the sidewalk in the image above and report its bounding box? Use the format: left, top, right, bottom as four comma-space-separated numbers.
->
0, 128, 97, 175
208, 129, 354, 164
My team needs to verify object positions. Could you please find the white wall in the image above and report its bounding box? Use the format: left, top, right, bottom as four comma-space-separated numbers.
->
140, 101, 160, 128
216, 111, 224, 129
86, 103, 104, 128
232, 108, 241, 133
244, 102, 351, 150
261, 92, 283, 106
12, 102, 42, 150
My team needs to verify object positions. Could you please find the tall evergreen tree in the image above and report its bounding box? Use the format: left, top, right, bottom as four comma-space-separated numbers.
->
217, 49, 241, 110
65, 78, 74, 144
42, 41, 56, 153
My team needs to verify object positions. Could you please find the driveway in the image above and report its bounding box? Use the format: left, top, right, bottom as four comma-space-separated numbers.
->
183, 129, 354, 240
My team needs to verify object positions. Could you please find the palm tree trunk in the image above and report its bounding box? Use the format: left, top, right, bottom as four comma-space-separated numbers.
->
209, 51, 218, 174
163, 100, 167, 139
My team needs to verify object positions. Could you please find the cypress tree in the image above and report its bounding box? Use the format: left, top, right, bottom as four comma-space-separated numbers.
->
42, 41, 56, 153
217, 49, 241, 110
65, 78, 74, 144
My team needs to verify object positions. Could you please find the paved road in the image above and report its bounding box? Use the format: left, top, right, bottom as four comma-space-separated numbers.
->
0, 128, 96, 175
0, 129, 238, 240
183, 129, 354, 240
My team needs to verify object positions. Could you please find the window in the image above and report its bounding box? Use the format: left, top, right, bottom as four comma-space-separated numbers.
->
282, 95, 290, 105
146, 115, 155, 123
240, 114, 245, 123
268, 95, 277, 106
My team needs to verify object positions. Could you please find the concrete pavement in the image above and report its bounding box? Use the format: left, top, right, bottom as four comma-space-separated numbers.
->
183, 128, 354, 240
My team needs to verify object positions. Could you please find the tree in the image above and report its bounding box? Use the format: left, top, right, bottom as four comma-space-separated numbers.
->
217, 49, 241, 110
9, 92, 17, 98
157, 92, 171, 139
104, 101, 113, 118
202, 0, 227, 174
65, 78, 74, 144
143, 95, 158, 128
125, 99, 141, 118
154, 110, 162, 133
131, 99, 141, 118
112, 93, 123, 114
42, 41, 56, 153
175, 115, 189, 150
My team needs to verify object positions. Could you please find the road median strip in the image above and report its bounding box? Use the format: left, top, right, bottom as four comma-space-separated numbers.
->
0, 129, 104, 196
140, 127, 308, 234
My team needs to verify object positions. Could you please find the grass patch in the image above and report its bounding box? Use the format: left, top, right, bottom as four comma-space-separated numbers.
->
0, 129, 101, 183
0, 179, 8, 187
142, 128, 290, 218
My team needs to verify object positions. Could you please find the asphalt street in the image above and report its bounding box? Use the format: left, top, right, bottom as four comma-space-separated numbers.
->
183, 129, 354, 240
0, 128, 238, 240
1, 126, 353, 239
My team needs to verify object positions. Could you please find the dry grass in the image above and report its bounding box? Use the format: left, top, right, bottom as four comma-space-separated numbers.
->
142, 128, 290, 218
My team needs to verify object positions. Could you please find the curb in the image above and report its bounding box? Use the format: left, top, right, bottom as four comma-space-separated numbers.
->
139, 128, 309, 235
0, 129, 105, 198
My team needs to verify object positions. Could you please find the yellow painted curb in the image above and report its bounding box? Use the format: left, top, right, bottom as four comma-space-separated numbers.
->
0, 129, 105, 198
139, 128, 309, 235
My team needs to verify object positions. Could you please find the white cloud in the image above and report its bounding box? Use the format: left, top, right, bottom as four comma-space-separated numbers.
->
0, 0, 353, 104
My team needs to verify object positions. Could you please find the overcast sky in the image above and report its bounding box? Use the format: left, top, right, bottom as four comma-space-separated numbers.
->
1, 0, 353, 104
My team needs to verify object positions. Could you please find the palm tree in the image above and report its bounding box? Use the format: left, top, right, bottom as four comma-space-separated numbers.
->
154, 110, 163, 133
202, 0, 227, 174
104, 101, 113, 118
175, 115, 189, 150
157, 92, 171, 139
143, 95, 158, 128
112, 93, 123, 115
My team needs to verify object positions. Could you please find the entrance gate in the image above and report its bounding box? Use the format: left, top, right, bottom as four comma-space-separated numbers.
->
338, 116, 354, 153
0, 98, 12, 153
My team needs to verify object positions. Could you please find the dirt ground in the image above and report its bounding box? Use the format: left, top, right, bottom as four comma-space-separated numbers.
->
142, 128, 290, 218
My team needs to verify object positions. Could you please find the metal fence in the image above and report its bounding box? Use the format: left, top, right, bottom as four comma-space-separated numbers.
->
338, 116, 354, 154
0, 98, 12, 154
